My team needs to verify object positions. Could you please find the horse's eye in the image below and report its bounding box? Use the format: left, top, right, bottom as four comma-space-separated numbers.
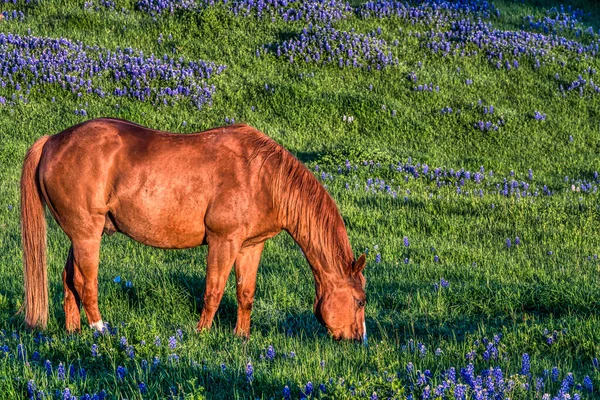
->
357, 299, 366, 308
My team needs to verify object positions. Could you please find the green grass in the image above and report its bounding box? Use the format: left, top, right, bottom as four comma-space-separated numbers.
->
1, 0, 600, 398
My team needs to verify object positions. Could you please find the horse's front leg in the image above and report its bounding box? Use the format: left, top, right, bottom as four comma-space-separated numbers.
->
197, 234, 242, 332
233, 243, 264, 339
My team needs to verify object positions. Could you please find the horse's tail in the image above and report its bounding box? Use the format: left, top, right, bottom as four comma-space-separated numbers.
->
20, 135, 51, 330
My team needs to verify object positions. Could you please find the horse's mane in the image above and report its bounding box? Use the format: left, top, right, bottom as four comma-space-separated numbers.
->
236, 125, 354, 276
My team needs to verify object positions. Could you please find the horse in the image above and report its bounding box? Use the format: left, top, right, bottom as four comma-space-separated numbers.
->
20, 118, 367, 341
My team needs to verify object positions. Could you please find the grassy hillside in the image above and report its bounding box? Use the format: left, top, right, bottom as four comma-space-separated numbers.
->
1, 0, 600, 398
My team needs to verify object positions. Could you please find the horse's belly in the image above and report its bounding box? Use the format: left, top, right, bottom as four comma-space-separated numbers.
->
109, 200, 207, 249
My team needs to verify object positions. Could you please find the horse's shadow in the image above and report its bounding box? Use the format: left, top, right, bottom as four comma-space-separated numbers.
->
166, 269, 330, 339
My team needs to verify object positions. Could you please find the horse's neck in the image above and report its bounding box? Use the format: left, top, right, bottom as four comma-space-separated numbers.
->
280, 183, 352, 291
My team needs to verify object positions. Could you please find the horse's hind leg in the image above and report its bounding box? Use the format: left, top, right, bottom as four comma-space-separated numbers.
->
233, 243, 264, 338
71, 236, 104, 331
197, 234, 242, 332
63, 246, 83, 332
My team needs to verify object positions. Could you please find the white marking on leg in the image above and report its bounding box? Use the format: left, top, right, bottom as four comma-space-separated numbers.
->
362, 320, 368, 345
89, 320, 105, 331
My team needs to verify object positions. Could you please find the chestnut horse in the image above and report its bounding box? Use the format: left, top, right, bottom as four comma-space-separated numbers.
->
21, 118, 367, 341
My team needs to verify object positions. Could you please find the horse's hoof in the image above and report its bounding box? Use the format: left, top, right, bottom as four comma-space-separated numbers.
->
66, 327, 81, 334
89, 320, 105, 332
233, 328, 250, 340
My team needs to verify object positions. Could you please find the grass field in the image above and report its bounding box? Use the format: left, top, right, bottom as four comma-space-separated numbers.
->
1, 0, 600, 398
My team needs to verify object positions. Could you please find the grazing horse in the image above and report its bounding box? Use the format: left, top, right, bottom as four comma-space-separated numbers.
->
20, 118, 367, 341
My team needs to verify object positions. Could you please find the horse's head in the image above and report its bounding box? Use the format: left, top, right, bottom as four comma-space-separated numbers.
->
314, 254, 367, 342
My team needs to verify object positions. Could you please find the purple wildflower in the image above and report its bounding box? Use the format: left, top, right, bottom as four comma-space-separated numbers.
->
116, 366, 126, 380
246, 362, 254, 383
57, 363, 66, 380
521, 354, 530, 376
305, 382, 313, 396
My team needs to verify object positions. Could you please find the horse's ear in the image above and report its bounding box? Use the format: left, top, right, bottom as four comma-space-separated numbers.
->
353, 253, 366, 275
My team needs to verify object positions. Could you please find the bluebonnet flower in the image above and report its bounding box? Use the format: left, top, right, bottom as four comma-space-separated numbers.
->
305, 382, 313, 396
552, 366, 560, 381
266, 345, 275, 361
561, 373, 574, 393
126, 345, 135, 359
116, 366, 126, 380
460, 363, 475, 388
583, 376, 593, 392
521, 354, 530, 375
32, 351, 40, 361
418, 343, 426, 357
246, 362, 254, 383
139, 382, 147, 394
17, 343, 24, 360
91, 344, 98, 357
319, 383, 326, 393
169, 336, 176, 349
454, 384, 466, 399
27, 380, 36, 397
45, 360, 52, 376
417, 372, 427, 386
370, 392, 377, 400
536, 377, 544, 392
483, 343, 497, 360
154, 336, 161, 347
447, 367, 456, 384
58, 363, 66, 380
283, 385, 291, 400
422, 385, 431, 399
404, 237, 409, 247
